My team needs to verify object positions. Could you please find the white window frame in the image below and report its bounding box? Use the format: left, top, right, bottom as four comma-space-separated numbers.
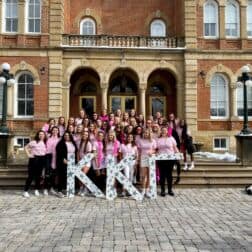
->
80, 17, 96, 35
225, 0, 240, 38
247, 0, 252, 38
14, 136, 31, 150
213, 137, 229, 151
2, 0, 18, 34
236, 86, 252, 119
150, 19, 166, 37
210, 74, 229, 119
203, 0, 219, 38
25, 0, 41, 34
14, 71, 34, 119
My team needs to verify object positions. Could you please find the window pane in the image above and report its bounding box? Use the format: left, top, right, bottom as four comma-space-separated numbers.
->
26, 101, 34, 115
221, 139, 226, 148
29, 20, 34, 32
151, 97, 165, 116
111, 97, 121, 112
151, 20, 166, 37
29, 5, 34, 18
17, 139, 24, 147
18, 84, 25, 98
35, 5, 40, 17
35, 19, 40, 32
27, 84, 33, 99
18, 101, 26, 115
81, 98, 94, 118
214, 139, 220, 148
125, 98, 135, 112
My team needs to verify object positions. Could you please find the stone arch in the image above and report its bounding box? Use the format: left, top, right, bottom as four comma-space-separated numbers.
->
73, 8, 102, 34
205, 64, 235, 87
11, 61, 40, 85
199, 0, 246, 6
145, 62, 182, 86
198, 0, 220, 7
64, 63, 101, 88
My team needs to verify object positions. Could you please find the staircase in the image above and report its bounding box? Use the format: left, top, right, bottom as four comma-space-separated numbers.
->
1, 159, 252, 188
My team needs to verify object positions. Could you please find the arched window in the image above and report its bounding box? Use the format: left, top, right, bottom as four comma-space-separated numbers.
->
225, 0, 240, 37
150, 19, 166, 37
3, 0, 18, 33
237, 86, 252, 116
80, 18, 96, 35
27, 0, 41, 33
204, 0, 219, 37
210, 74, 229, 118
247, 1, 252, 37
16, 73, 34, 116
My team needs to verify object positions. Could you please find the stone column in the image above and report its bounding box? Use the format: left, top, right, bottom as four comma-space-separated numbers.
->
7, 84, 13, 117
18, 0, 25, 33
62, 84, 70, 120
219, 4, 226, 48
139, 87, 146, 118
240, 4, 247, 48
176, 84, 185, 119
230, 84, 238, 120
101, 86, 108, 110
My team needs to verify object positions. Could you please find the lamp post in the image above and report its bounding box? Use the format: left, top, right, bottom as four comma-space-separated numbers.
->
236, 65, 252, 135
0, 63, 15, 164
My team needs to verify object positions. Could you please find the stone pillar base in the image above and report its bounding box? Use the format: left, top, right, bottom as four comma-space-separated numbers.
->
235, 134, 252, 166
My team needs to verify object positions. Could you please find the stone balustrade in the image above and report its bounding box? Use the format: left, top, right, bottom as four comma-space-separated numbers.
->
62, 35, 185, 49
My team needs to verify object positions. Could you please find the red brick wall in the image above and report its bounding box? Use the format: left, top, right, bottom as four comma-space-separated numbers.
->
67, 0, 184, 37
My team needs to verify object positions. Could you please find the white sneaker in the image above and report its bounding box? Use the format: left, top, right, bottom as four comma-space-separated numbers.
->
50, 188, 57, 196
188, 164, 194, 170
145, 191, 152, 198
23, 191, 30, 198
34, 190, 40, 196
57, 192, 65, 198
43, 189, 48, 196
183, 164, 188, 171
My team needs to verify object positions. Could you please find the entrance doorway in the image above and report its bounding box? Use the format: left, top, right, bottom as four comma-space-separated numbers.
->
147, 69, 176, 117
108, 69, 138, 113
70, 68, 100, 118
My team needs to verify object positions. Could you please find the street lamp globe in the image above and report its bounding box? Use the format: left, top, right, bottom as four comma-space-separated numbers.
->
245, 79, 252, 87
1, 63, 10, 72
241, 65, 251, 74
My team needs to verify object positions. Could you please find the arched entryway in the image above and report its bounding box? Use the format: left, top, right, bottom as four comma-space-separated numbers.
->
147, 69, 177, 117
70, 67, 101, 117
108, 68, 139, 113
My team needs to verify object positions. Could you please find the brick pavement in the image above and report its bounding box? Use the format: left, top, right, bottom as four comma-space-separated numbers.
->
0, 189, 251, 252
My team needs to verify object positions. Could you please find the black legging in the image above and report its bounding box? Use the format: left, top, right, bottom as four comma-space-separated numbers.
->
44, 154, 58, 190
157, 160, 175, 193
24, 156, 45, 191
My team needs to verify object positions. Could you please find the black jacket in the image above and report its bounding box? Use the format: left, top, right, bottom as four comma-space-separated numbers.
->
56, 140, 78, 170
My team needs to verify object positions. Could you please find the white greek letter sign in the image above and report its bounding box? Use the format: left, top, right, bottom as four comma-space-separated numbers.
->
106, 154, 143, 201
148, 153, 183, 199
67, 153, 105, 198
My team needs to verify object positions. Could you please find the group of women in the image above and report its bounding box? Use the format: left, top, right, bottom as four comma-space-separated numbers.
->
23, 109, 195, 198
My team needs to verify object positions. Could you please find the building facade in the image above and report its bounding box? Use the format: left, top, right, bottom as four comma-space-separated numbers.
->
0, 0, 252, 156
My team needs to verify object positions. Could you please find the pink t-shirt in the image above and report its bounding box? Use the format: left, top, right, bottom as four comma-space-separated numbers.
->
66, 142, 76, 155
120, 143, 138, 158
79, 141, 93, 159
46, 136, 60, 169
156, 136, 177, 154
106, 140, 120, 156
73, 134, 82, 149
137, 139, 156, 156
27, 140, 47, 156
135, 135, 141, 146
58, 125, 65, 137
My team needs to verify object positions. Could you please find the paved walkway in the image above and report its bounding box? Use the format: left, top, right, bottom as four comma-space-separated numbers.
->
0, 189, 251, 252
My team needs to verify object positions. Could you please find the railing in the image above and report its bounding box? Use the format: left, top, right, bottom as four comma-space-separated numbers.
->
62, 35, 185, 49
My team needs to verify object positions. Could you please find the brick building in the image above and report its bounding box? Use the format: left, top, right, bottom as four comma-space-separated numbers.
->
0, 0, 252, 157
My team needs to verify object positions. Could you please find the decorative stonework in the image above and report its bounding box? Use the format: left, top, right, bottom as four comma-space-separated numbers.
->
11, 61, 40, 85
205, 64, 235, 87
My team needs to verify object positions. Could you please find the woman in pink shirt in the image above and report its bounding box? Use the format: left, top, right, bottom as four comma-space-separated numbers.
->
156, 127, 179, 197
57, 116, 66, 137
78, 130, 93, 196
137, 129, 156, 197
105, 130, 121, 164
120, 134, 138, 196
44, 126, 60, 196
23, 130, 47, 198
